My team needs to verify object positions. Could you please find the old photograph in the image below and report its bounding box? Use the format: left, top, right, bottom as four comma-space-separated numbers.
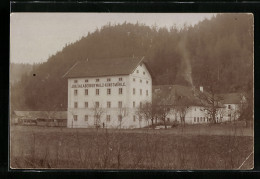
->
10, 13, 253, 169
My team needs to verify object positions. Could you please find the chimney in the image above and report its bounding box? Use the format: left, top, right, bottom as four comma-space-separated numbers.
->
200, 86, 203, 92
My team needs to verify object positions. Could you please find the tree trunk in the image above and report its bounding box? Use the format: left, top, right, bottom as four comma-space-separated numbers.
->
151, 118, 154, 129
164, 119, 167, 129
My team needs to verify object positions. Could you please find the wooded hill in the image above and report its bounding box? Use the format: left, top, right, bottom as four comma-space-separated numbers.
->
10, 13, 253, 111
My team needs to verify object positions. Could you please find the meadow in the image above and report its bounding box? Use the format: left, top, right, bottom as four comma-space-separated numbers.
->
10, 123, 253, 170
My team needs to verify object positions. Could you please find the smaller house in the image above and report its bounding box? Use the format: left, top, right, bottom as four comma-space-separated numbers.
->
153, 85, 223, 125
219, 93, 246, 122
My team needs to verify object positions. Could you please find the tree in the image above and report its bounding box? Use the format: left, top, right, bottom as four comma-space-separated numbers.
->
174, 95, 192, 127
237, 92, 253, 127
91, 102, 105, 130
196, 67, 223, 124
136, 101, 157, 128
117, 105, 129, 129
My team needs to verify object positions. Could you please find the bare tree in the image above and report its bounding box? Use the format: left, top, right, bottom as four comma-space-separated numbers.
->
91, 102, 105, 130
136, 101, 157, 128
117, 105, 128, 129
174, 96, 192, 127
196, 67, 223, 124
153, 87, 175, 129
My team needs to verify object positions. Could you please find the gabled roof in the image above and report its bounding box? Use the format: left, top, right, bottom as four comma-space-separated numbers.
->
219, 93, 245, 104
63, 56, 152, 78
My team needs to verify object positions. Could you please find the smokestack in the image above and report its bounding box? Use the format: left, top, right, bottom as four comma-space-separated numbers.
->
200, 86, 203, 92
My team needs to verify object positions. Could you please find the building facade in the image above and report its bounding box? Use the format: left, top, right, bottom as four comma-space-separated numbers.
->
64, 57, 152, 128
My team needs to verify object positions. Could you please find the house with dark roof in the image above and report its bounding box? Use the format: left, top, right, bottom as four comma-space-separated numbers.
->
63, 56, 153, 128
152, 85, 228, 124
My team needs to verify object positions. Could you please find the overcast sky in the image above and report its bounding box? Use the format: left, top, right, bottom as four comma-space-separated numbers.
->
10, 13, 215, 64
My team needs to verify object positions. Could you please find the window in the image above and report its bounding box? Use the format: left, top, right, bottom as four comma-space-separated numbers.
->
140, 64, 142, 67
137, 70, 139, 73
118, 101, 122, 108
118, 115, 122, 122
140, 102, 142, 108
200, 117, 202, 122
133, 101, 135, 108
96, 89, 99, 95
107, 78, 111, 82
140, 89, 142, 95
146, 90, 148, 96
96, 79, 99, 82
95, 102, 99, 108
85, 102, 88, 108
133, 115, 136, 122
74, 102, 78, 108
107, 88, 111, 95
194, 117, 196, 122
74, 80, 78, 83
146, 80, 148, 84
85, 115, 88, 121
133, 78, 135, 82
197, 117, 199, 122
143, 71, 145, 75
107, 101, 111, 108
73, 115, 77, 121
119, 77, 123, 81
140, 79, 142, 83
106, 115, 111, 122
85, 89, 88, 95
228, 105, 231, 109
85, 79, 88, 82
204, 117, 205, 122
207, 117, 209, 122
119, 88, 123, 94
133, 88, 135, 95
74, 89, 78, 96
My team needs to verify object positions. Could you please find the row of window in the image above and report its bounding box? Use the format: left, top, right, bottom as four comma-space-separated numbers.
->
73, 101, 144, 108
132, 78, 149, 84
74, 77, 123, 83
74, 88, 149, 96
74, 88, 123, 96
194, 117, 208, 123
75, 77, 149, 84
73, 114, 142, 122
193, 117, 222, 123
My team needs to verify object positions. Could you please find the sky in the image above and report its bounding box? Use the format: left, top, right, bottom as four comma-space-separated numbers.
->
10, 13, 215, 64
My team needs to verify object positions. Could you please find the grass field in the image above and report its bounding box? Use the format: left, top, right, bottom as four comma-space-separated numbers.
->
10, 123, 253, 170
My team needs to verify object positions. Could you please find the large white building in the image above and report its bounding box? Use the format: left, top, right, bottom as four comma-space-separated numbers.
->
63, 57, 153, 128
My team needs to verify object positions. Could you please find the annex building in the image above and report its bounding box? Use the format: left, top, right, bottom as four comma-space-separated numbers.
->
63, 57, 153, 128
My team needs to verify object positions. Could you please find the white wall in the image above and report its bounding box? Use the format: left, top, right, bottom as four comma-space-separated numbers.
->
67, 62, 152, 128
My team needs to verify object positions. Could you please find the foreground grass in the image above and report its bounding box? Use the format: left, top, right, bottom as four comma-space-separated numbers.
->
10, 125, 253, 170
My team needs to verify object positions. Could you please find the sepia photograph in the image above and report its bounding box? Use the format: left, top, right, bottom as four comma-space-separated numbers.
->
10, 13, 253, 170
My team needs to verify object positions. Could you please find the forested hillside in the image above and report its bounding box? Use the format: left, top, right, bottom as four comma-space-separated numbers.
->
10, 13, 253, 110
10, 63, 39, 85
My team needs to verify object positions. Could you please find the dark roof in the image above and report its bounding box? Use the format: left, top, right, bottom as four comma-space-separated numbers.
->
14, 111, 67, 119
63, 56, 151, 78
219, 93, 245, 104
152, 85, 202, 106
